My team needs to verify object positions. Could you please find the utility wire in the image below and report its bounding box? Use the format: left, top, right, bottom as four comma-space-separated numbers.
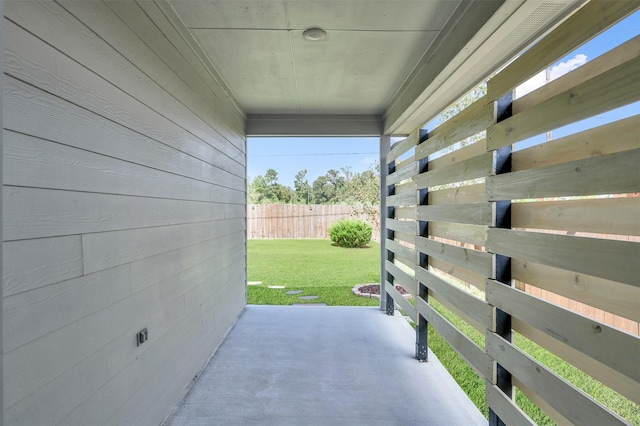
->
252, 152, 377, 157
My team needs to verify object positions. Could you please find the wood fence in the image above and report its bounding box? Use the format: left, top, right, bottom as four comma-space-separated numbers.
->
382, 2, 639, 425
247, 204, 380, 241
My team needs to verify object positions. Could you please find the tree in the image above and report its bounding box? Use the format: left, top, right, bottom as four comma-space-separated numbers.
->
311, 175, 333, 204
349, 163, 380, 231
249, 169, 294, 203
264, 168, 278, 187
294, 169, 311, 204
249, 175, 270, 203
310, 169, 347, 204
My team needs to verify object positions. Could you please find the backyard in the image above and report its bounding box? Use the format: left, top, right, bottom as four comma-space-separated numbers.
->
247, 239, 639, 425
247, 239, 380, 307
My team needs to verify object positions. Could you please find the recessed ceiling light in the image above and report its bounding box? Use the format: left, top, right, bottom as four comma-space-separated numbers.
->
303, 28, 327, 41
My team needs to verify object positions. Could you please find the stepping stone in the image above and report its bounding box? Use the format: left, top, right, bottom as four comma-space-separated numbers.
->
286, 290, 303, 295
247, 281, 262, 286
298, 295, 319, 300
268, 285, 285, 289
292, 303, 327, 306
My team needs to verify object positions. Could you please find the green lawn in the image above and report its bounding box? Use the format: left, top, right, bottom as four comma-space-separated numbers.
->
248, 239, 380, 306
248, 238, 380, 288
427, 299, 640, 425
247, 239, 639, 425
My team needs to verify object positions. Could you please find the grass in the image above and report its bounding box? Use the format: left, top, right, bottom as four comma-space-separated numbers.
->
249, 286, 379, 306
248, 239, 380, 301
248, 239, 380, 288
427, 298, 640, 425
248, 239, 639, 425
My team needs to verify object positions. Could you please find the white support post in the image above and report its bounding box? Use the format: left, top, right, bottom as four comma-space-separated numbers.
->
379, 135, 390, 311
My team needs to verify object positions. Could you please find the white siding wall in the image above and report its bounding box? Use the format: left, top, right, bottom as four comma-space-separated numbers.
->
2, 1, 247, 424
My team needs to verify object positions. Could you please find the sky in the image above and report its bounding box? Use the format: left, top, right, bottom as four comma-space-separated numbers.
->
247, 10, 639, 188
247, 137, 380, 188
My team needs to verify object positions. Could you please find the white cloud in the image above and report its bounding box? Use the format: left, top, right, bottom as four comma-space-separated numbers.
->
515, 70, 547, 98
515, 53, 588, 98
549, 54, 588, 79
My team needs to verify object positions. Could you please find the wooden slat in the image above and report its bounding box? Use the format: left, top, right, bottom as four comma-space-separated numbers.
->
385, 239, 416, 265
394, 180, 416, 196
514, 36, 640, 114
428, 183, 487, 205
429, 258, 486, 291
386, 191, 416, 207
485, 382, 536, 426
416, 236, 493, 277
385, 281, 416, 319
428, 290, 485, 336
512, 197, 640, 236
428, 139, 487, 171
393, 231, 416, 246
512, 378, 574, 426
417, 203, 494, 226
512, 258, 640, 323
385, 260, 417, 296
416, 99, 493, 160
513, 318, 640, 404
416, 266, 492, 331
388, 129, 419, 163
414, 297, 493, 380
429, 222, 487, 247
390, 253, 416, 272
393, 206, 415, 220
488, 0, 640, 100
487, 228, 640, 287
486, 280, 640, 384
416, 152, 493, 189
512, 115, 640, 171
393, 154, 416, 175
487, 332, 628, 425
387, 160, 417, 186
488, 149, 640, 200
386, 218, 416, 234
487, 55, 640, 149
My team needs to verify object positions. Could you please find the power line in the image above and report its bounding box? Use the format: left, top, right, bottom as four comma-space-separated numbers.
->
252, 152, 377, 157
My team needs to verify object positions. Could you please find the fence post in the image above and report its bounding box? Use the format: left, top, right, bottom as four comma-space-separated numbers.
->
488, 92, 514, 426
416, 129, 429, 361
380, 135, 391, 312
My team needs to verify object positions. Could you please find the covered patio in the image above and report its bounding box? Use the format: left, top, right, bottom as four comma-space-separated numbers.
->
164, 305, 485, 426
2, 0, 638, 425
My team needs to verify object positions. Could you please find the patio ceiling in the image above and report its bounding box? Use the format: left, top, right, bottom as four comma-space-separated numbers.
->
157, 0, 583, 135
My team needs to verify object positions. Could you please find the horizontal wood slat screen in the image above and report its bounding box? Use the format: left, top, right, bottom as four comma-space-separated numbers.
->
382, 2, 640, 424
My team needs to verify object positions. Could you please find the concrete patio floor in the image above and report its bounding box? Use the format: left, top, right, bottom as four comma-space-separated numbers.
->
164, 305, 486, 426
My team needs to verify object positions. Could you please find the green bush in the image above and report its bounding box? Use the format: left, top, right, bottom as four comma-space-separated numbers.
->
329, 219, 372, 248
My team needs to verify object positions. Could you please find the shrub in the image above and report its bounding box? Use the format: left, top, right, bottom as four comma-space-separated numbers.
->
329, 219, 372, 248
